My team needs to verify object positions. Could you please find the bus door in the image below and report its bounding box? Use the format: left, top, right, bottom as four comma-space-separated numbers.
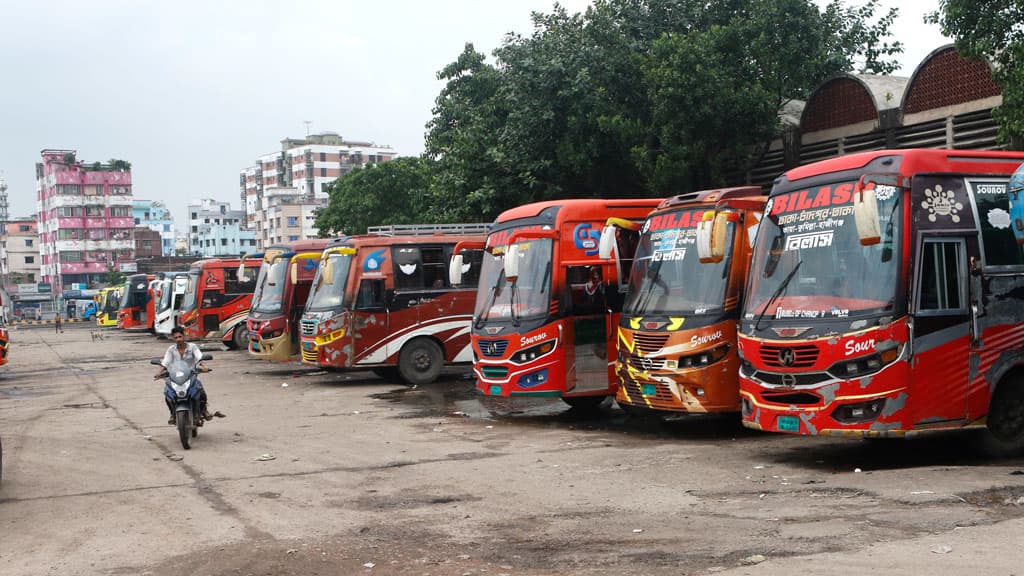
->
353, 276, 389, 363
912, 234, 976, 425
564, 263, 610, 393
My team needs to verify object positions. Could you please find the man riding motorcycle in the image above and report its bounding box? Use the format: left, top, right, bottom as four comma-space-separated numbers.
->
154, 326, 212, 425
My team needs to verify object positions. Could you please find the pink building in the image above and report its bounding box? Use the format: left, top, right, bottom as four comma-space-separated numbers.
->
36, 149, 135, 288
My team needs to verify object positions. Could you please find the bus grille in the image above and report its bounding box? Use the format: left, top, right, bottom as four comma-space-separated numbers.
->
301, 319, 317, 337
481, 366, 509, 379
621, 379, 675, 404
301, 346, 318, 363
627, 355, 666, 371
759, 344, 819, 368
478, 339, 509, 358
633, 333, 670, 354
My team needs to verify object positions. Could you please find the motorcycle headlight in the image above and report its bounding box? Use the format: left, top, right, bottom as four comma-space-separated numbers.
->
177, 390, 186, 398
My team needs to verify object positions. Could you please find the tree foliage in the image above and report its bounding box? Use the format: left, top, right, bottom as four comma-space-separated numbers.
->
326, 0, 902, 228
315, 156, 437, 236
927, 0, 1024, 148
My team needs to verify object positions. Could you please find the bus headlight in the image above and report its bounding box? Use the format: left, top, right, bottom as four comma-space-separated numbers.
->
675, 344, 730, 369
827, 341, 902, 380
510, 340, 556, 365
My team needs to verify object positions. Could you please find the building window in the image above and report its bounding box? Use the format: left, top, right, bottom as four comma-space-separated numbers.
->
134, 218, 141, 224
19, 224, 30, 232
288, 236, 299, 242
56, 184, 81, 195
142, 240, 152, 249
191, 212, 197, 219
89, 229, 107, 240
110, 185, 131, 195
58, 229, 83, 240
287, 216, 298, 227
163, 224, 171, 232
28, 273, 35, 282
320, 167, 327, 177
221, 238, 228, 246
110, 206, 131, 217
191, 226, 198, 233
24, 256, 34, 264
60, 251, 83, 262
86, 205, 104, 217
84, 185, 103, 196
57, 206, 84, 217
319, 152, 326, 162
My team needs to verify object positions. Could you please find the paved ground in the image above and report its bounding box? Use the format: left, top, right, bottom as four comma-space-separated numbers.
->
1, 324, 1023, 576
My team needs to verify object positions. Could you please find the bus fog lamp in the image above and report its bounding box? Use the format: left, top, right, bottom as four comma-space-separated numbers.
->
832, 398, 886, 424
517, 369, 549, 389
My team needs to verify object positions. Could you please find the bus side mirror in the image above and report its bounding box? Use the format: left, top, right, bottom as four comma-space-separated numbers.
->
504, 245, 520, 281
291, 261, 298, 285
238, 254, 250, 282
598, 225, 617, 260
854, 185, 881, 246
449, 254, 464, 285
697, 212, 731, 263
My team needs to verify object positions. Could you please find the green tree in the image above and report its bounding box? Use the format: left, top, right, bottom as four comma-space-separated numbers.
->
315, 156, 437, 236
927, 0, 1024, 148
424, 0, 902, 206
104, 265, 125, 287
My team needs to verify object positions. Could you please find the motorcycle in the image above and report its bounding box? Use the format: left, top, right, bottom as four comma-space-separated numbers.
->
151, 354, 212, 449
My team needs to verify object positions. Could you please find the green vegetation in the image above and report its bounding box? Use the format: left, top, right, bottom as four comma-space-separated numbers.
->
928, 0, 1024, 148
316, 0, 901, 234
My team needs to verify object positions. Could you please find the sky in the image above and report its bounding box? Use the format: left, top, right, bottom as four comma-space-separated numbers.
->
0, 0, 950, 229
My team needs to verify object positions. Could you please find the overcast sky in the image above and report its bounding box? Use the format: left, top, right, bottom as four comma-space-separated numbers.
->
0, 1, 949, 229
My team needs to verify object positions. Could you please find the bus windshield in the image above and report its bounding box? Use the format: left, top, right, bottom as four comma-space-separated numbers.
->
180, 271, 200, 313
306, 252, 353, 312
121, 278, 149, 310
746, 180, 902, 321
474, 237, 553, 322
103, 290, 121, 314
251, 257, 289, 313
626, 209, 734, 316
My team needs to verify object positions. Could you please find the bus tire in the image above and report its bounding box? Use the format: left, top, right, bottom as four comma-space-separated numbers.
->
230, 323, 250, 351
398, 338, 443, 386
982, 377, 1024, 457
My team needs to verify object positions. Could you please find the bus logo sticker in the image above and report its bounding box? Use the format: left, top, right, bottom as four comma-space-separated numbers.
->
573, 223, 600, 256
363, 249, 387, 271
922, 184, 963, 223
988, 207, 1011, 229
399, 263, 418, 275
778, 347, 796, 367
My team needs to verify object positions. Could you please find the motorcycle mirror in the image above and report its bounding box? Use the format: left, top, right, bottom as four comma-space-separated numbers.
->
201, 353, 213, 361
150, 358, 162, 365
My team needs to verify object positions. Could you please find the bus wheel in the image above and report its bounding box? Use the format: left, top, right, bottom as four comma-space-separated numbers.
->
562, 395, 607, 412
231, 324, 250, 351
398, 338, 443, 386
372, 367, 401, 382
983, 379, 1024, 457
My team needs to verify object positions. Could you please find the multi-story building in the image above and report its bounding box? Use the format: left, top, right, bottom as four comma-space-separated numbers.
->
239, 132, 397, 234
2, 216, 42, 291
249, 187, 323, 250
36, 150, 135, 288
133, 199, 176, 256
187, 198, 257, 257
134, 227, 163, 258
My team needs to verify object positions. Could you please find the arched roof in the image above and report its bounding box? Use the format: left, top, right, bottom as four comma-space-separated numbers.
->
800, 73, 908, 133
901, 44, 1000, 114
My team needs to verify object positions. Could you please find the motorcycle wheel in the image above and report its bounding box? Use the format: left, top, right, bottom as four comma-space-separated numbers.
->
176, 411, 191, 450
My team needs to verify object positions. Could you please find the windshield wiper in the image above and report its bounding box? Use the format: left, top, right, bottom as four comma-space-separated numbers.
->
633, 260, 665, 315
754, 259, 802, 332
474, 272, 505, 329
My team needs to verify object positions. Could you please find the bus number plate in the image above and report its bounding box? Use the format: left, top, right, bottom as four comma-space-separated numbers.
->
641, 384, 657, 396
777, 415, 800, 433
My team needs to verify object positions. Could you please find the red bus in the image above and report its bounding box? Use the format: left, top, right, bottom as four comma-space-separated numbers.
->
736, 149, 1024, 454
117, 273, 157, 331
300, 224, 488, 384
462, 199, 661, 409
178, 257, 261, 349
601, 188, 766, 415
246, 239, 333, 361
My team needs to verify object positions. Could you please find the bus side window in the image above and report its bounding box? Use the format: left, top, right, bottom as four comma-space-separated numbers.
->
356, 279, 386, 311
225, 267, 258, 294
393, 247, 423, 290
459, 249, 484, 288
918, 239, 966, 313
566, 265, 606, 315
421, 247, 447, 289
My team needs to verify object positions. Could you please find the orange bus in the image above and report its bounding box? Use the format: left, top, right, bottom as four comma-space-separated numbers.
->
461, 198, 661, 409
734, 149, 1024, 454
117, 273, 157, 331
300, 224, 488, 384
246, 239, 333, 361
178, 257, 261, 349
601, 188, 766, 415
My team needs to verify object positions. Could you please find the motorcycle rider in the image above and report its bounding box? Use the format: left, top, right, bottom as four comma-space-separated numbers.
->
154, 326, 212, 425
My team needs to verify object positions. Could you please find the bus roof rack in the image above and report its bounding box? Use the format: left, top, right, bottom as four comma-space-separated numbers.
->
367, 223, 490, 236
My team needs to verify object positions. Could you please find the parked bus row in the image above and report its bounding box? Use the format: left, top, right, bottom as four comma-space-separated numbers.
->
87, 149, 1024, 456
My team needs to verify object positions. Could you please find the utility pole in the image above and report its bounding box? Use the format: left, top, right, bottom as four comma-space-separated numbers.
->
304, 120, 312, 137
